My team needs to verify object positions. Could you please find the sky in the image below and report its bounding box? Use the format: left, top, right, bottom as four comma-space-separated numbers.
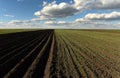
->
0, 0, 120, 29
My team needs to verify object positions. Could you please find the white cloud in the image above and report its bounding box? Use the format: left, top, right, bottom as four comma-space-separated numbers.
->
42, 1, 47, 6
90, 0, 120, 9
0, 22, 3, 24
34, 1, 79, 19
74, 0, 89, 10
74, 0, 120, 10
44, 21, 68, 25
0, 20, 41, 28
31, 18, 41, 22
76, 11, 120, 21
9, 20, 24, 24
0, 19, 120, 29
35, 0, 120, 21
4, 14, 14, 18
8, 20, 32, 24
44, 21, 56, 25
1, 0, 120, 29
77, 0, 120, 10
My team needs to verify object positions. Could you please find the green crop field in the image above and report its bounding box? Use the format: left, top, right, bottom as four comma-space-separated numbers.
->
51, 29, 120, 78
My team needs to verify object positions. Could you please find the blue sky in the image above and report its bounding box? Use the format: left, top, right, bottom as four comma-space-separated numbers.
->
0, 0, 71, 22
0, 0, 41, 21
0, 0, 120, 28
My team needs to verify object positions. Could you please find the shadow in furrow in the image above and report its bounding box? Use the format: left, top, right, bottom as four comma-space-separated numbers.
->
31, 32, 53, 78
4, 31, 51, 78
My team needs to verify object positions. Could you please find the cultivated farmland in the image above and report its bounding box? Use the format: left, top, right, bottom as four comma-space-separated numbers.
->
0, 29, 120, 78
0, 29, 39, 34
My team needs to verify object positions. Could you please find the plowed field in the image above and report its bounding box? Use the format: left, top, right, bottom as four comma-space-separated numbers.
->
0, 29, 120, 78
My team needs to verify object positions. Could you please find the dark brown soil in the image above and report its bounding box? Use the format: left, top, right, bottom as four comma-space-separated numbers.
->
0, 30, 54, 78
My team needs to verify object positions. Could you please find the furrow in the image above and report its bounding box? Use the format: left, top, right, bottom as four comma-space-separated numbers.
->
43, 32, 55, 78
23, 31, 53, 78
3, 31, 50, 78
0, 34, 43, 64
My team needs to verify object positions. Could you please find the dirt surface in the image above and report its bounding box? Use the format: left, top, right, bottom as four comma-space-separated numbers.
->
0, 29, 120, 78
0, 30, 54, 78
